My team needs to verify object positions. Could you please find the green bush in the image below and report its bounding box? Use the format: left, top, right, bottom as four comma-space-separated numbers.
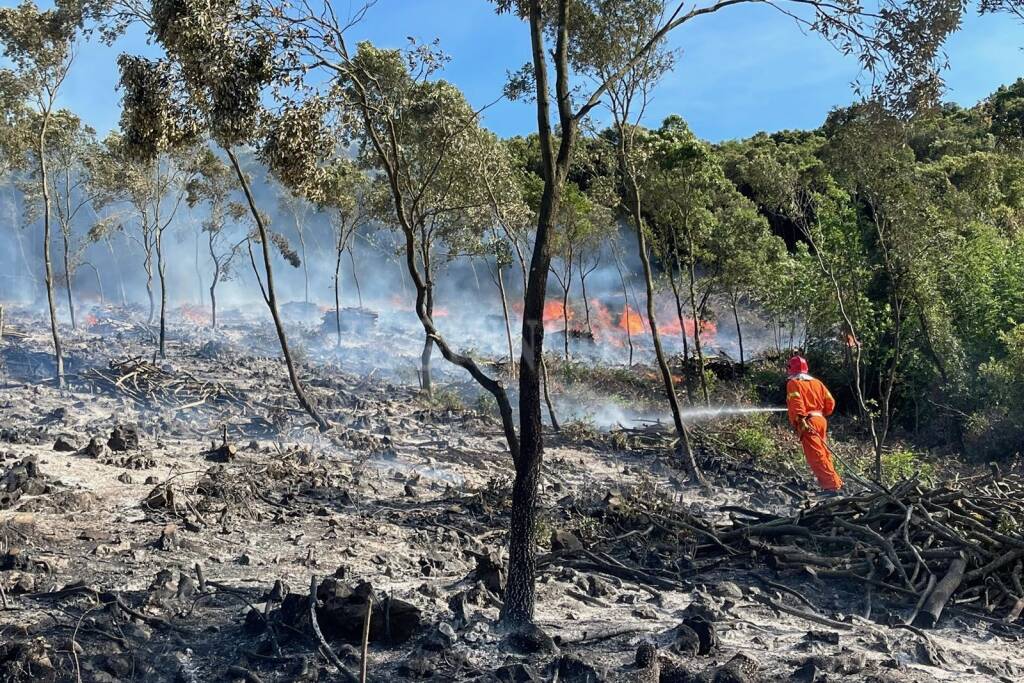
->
561, 417, 602, 443
426, 387, 465, 412
879, 447, 935, 486
734, 426, 774, 458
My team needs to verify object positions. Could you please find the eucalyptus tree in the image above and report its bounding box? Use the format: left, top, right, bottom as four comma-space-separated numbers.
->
20, 112, 113, 330
479, 140, 533, 371
267, 0, 1003, 627
572, 1, 711, 481
185, 148, 248, 329
277, 188, 315, 305
0, 0, 92, 387
311, 159, 371, 348
338, 44, 501, 394
547, 183, 609, 360
94, 134, 196, 355
116, 0, 329, 431
645, 118, 728, 405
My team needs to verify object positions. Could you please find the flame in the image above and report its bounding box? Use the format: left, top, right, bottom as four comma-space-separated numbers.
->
543, 300, 573, 330
176, 304, 208, 325
85, 313, 98, 327
618, 304, 647, 335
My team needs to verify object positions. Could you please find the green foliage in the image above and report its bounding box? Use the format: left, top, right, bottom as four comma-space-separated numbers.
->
734, 426, 775, 459
877, 448, 935, 487
425, 387, 466, 413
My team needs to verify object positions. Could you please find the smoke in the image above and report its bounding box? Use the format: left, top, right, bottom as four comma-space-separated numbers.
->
0, 154, 785, 396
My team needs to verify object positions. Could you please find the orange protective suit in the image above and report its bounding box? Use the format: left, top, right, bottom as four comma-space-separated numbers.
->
786, 373, 843, 491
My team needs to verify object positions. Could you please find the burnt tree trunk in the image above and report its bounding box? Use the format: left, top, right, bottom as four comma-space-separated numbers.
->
500, 0, 572, 627
496, 264, 515, 372
157, 227, 168, 359
348, 247, 363, 308
38, 114, 64, 387
580, 268, 593, 336
625, 177, 705, 485
144, 236, 155, 324
731, 291, 744, 372
61, 231, 76, 330
334, 245, 344, 348
418, 243, 434, 396
685, 231, 710, 405
227, 148, 330, 432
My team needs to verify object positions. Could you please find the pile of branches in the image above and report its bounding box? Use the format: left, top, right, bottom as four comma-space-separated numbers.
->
78, 357, 248, 414
544, 472, 1024, 630
708, 472, 1024, 628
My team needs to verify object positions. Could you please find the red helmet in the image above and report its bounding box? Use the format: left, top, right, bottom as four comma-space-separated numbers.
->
788, 355, 809, 375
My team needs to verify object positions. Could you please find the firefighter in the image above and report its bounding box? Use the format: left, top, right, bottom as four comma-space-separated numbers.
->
785, 355, 843, 495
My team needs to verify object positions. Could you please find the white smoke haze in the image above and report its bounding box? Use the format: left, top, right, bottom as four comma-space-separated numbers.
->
0, 153, 788, 428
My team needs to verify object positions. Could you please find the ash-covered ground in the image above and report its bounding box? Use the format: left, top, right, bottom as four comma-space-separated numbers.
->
1, 305, 1022, 683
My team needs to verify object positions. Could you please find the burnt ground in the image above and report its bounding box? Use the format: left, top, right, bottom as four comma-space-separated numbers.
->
1, 306, 1022, 683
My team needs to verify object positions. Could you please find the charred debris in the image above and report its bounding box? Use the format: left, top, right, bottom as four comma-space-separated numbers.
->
0, 305, 1022, 682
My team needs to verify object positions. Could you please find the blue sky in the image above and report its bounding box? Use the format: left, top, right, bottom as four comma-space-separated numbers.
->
47, 1, 1024, 142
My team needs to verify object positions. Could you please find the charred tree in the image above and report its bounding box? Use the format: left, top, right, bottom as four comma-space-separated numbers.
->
227, 148, 330, 432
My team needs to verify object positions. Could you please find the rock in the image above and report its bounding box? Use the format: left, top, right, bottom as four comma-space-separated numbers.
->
711, 581, 744, 599
801, 631, 840, 646
176, 573, 196, 599
107, 425, 139, 452
144, 484, 175, 511
790, 658, 828, 683
397, 654, 437, 678
53, 437, 77, 452
551, 529, 584, 551
548, 653, 608, 682
491, 663, 541, 682
117, 472, 134, 484
587, 574, 615, 598
469, 550, 506, 595
78, 437, 107, 458
633, 605, 659, 620
154, 524, 177, 551
711, 653, 761, 683
311, 578, 422, 645
636, 641, 658, 669
671, 624, 702, 657
504, 623, 558, 655
681, 616, 718, 655
448, 591, 470, 628
422, 622, 457, 651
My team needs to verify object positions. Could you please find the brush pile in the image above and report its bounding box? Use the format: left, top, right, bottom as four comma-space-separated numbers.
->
705, 472, 1024, 628
78, 356, 248, 413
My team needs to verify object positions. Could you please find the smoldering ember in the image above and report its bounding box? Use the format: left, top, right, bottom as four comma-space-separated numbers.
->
1, 2, 1024, 683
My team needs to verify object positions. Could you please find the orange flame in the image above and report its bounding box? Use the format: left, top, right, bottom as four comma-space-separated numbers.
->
85, 313, 98, 327
618, 304, 647, 335
176, 304, 209, 325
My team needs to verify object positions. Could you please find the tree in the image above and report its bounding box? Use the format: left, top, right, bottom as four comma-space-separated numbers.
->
572, 2, 709, 482
24, 112, 112, 331
546, 182, 609, 360
312, 158, 371, 348
277, 188, 316, 305
0, 0, 91, 387
186, 148, 248, 329
332, 42, 499, 395
95, 134, 195, 355
267, 0, 991, 628
645, 118, 729, 405
117, 0, 330, 431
